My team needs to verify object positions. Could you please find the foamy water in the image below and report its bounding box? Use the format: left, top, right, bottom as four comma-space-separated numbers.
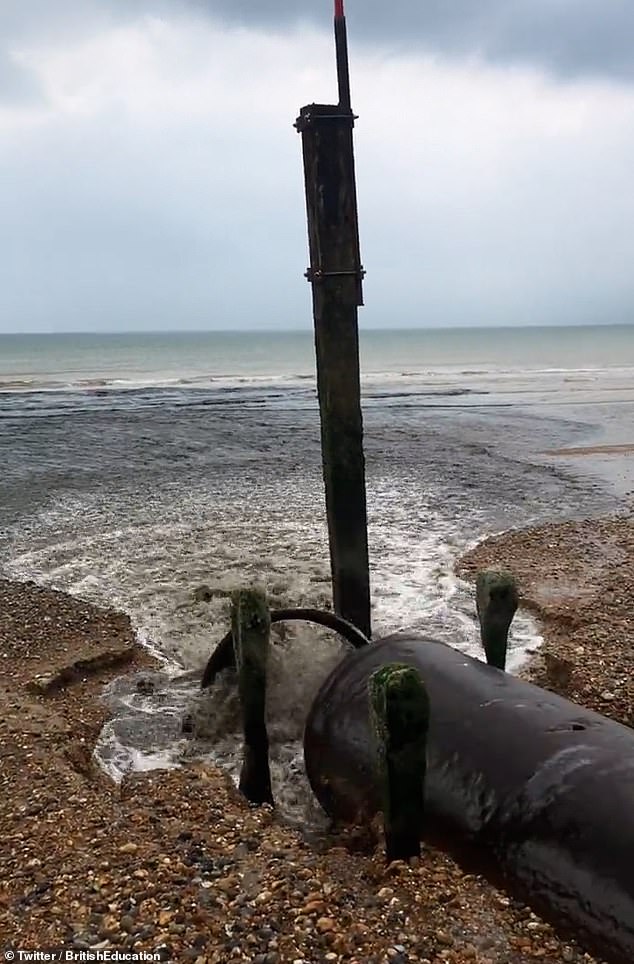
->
2, 326, 630, 820
2, 426, 600, 821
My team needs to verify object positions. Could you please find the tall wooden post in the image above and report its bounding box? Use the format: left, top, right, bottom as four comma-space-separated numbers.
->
295, 1, 371, 637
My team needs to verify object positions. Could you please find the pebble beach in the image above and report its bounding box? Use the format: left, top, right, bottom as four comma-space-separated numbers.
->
4, 503, 633, 962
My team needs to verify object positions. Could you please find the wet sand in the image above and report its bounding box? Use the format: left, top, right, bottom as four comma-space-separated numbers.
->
545, 444, 634, 457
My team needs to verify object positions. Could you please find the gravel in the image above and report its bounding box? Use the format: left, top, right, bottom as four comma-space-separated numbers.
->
0, 557, 614, 963
459, 508, 634, 725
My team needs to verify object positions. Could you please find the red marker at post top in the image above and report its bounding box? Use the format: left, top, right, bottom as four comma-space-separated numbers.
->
335, 0, 344, 19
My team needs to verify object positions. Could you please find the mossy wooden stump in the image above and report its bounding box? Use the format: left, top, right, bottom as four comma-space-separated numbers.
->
369, 663, 430, 863
475, 570, 519, 671
231, 589, 273, 806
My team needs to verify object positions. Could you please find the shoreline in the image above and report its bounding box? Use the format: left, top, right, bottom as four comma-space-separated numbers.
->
458, 507, 634, 726
544, 443, 634, 457
4, 498, 631, 962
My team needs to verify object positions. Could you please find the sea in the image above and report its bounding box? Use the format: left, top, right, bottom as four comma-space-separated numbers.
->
2, 324, 633, 823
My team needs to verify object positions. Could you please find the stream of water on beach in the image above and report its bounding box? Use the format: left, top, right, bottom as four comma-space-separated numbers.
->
2, 325, 633, 824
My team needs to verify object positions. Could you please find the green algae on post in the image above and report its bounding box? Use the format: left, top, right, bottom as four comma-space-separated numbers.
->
231, 588, 273, 806
369, 663, 429, 863
475, 570, 519, 671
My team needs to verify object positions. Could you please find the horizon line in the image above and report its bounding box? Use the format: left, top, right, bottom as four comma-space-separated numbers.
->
1, 320, 633, 337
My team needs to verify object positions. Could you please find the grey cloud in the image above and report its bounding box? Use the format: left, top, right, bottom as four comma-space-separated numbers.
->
1, 0, 633, 334
0, 54, 42, 104
188, 0, 634, 82
2, 0, 633, 84
0, 112, 310, 332
3, 86, 634, 333
0, 0, 163, 61
0, 0, 162, 108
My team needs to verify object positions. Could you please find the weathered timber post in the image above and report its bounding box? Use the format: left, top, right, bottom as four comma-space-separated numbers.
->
475, 570, 519, 671
231, 589, 274, 805
295, 0, 371, 638
369, 664, 430, 863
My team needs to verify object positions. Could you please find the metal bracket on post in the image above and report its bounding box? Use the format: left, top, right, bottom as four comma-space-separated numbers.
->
294, 109, 357, 132
305, 267, 366, 283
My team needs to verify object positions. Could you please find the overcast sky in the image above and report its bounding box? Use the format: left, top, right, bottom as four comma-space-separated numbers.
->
1, 0, 633, 333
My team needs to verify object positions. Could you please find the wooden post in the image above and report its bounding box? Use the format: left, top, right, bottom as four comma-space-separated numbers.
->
231, 589, 274, 806
295, 2, 371, 637
475, 571, 519, 671
369, 664, 429, 863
